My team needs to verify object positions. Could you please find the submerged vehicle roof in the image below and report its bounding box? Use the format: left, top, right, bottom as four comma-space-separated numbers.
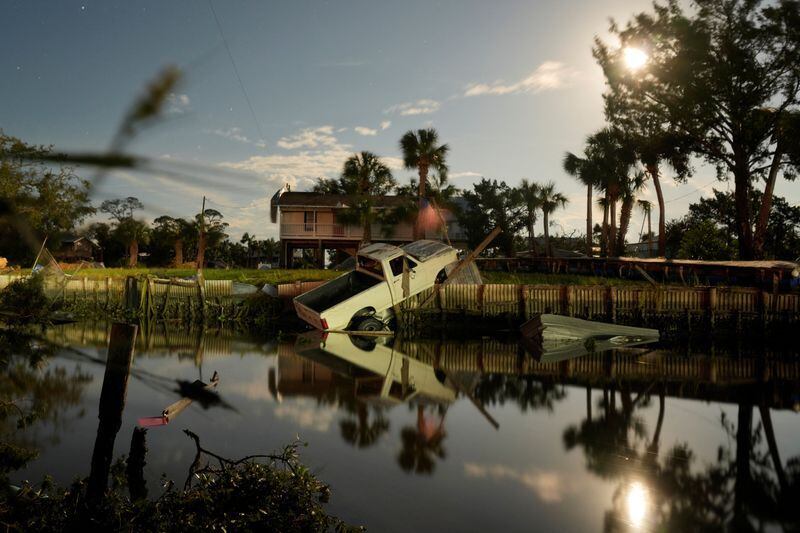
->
358, 242, 403, 261
401, 240, 453, 261
358, 240, 454, 262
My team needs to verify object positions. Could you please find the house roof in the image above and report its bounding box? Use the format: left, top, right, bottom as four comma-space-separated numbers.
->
274, 191, 412, 209
61, 236, 100, 247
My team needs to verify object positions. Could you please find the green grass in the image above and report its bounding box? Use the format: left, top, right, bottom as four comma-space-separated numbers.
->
69, 267, 340, 287
52, 267, 646, 287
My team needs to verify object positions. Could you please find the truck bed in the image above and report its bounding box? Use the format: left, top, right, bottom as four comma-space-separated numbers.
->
294, 270, 381, 312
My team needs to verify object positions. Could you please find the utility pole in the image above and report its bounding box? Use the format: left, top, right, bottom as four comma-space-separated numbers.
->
196, 196, 206, 274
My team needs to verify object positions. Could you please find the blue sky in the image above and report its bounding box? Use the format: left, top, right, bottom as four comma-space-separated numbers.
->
3, 0, 797, 240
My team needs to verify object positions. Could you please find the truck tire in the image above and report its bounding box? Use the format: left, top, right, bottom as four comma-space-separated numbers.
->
353, 316, 384, 332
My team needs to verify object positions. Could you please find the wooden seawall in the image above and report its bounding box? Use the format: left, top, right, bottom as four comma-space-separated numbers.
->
399, 283, 800, 327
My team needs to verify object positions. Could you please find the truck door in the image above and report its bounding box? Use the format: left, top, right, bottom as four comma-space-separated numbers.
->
388, 255, 423, 300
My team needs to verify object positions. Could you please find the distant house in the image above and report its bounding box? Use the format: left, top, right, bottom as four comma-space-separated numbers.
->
270, 188, 466, 267
55, 236, 101, 262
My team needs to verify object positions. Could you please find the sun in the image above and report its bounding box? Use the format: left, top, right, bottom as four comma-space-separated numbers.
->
623, 47, 648, 71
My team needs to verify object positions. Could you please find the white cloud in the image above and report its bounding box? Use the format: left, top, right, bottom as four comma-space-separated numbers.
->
380, 120, 391, 130
221, 149, 350, 193
277, 125, 339, 149
273, 398, 337, 432
384, 98, 441, 116
464, 61, 577, 97
354, 126, 378, 136
166, 93, 191, 114
464, 463, 573, 504
450, 171, 482, 179
205, 127, 267, 148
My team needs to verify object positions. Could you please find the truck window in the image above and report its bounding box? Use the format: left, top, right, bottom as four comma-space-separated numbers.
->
389, 257, 417, 277
357, 255, 384, 278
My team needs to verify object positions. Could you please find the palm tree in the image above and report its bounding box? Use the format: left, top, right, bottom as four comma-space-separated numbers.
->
582, 128, 637, 257
515, 179, 541, 255
597, 196, 610, 256
153, 215, 193, 266
399, 129, 449, 240
637, 200, 654, 257
536, 182, 568, 257
194, 209, 228, 268
616, 171, 646, 256
396, 405, 447, 475
563, 152, 596, 256
113, 218, 150, 267
339, 404, 389, 448
313, 151, 396, 246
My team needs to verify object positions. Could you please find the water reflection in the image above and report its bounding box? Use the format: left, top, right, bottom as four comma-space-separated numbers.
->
13, 320, 800, 531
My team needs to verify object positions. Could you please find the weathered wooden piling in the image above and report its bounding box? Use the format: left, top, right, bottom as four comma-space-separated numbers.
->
87, 322, 137, 505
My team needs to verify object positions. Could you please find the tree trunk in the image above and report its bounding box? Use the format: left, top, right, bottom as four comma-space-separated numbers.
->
128, 240, 138, 267
732, 402, 753, 529
609, 197, 618, 257
586, 386, 592, 422
601, 199, 609, 257
759, 404, 789, 494
528, 214, 537, 256
362, 214, 372, 245
543, 211, 551, 257
196, 231, 206, 269
414, 162, 429, 240
733, 160, 754, 260
617, 197, 634, 257
173, 238, 184, 267
647, 164, 666, 257
647, 211, 653, 258
753, 141, 783, 259
648, 391, 665, 455
586, 184, 593, 256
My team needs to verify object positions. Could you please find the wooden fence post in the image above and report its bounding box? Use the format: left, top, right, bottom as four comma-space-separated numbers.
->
87, 323, 137, 505
708, 287, 717, 326
518, 285, 528, 320
607, 286, 617, 323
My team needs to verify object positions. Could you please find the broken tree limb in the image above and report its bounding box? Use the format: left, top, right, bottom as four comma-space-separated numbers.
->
417, 227, 501, 310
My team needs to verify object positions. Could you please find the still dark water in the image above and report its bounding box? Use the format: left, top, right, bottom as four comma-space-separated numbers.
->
8, 321, 800, 532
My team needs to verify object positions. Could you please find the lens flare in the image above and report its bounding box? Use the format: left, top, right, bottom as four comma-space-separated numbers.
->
626, 482, 649, 528
623, 47, 648, 71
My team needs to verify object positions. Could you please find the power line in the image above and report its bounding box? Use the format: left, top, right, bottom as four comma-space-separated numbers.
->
664, 179, 718, 204
207, 0, 266, 145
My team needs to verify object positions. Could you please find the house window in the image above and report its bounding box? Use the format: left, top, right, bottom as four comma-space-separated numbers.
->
304, 211, 315, 232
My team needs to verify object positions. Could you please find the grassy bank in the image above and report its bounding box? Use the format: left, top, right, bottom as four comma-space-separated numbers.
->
60, 267, 646, 287
69, 267, 339, 287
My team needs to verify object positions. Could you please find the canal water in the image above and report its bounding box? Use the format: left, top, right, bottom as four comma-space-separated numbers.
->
7, 321, 800, 532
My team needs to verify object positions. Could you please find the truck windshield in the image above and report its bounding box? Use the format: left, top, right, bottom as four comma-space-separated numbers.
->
357, 255, 384, 278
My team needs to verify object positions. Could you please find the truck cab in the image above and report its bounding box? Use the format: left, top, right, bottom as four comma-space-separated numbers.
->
294, 240, 458, 331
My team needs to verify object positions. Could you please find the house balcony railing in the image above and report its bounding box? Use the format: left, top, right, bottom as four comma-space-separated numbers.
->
279, 222, 464, 242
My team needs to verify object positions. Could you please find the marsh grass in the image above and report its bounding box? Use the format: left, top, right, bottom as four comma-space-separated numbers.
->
62, 267, 648, 287
71, 268, 340, 287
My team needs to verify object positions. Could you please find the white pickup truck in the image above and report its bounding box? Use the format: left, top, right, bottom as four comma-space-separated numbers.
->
294, 240, 458, 331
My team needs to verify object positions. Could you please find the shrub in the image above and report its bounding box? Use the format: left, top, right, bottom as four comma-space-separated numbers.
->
0, 275, 51, 323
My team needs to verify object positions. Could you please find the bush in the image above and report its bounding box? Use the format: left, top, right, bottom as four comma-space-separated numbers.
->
2, 432, 361, 532
0, 275, 51, 323
677, 220, 736, 260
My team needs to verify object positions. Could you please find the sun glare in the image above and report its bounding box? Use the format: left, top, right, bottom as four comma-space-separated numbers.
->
623, 47, 648, 71
625, 482, 649, 528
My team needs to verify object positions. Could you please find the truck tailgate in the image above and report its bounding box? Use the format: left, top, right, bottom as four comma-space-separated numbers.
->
294, 300, 328, 330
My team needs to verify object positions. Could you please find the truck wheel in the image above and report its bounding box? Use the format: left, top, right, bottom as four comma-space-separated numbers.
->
436, 269, 448, 284
353, 316, 384, 332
